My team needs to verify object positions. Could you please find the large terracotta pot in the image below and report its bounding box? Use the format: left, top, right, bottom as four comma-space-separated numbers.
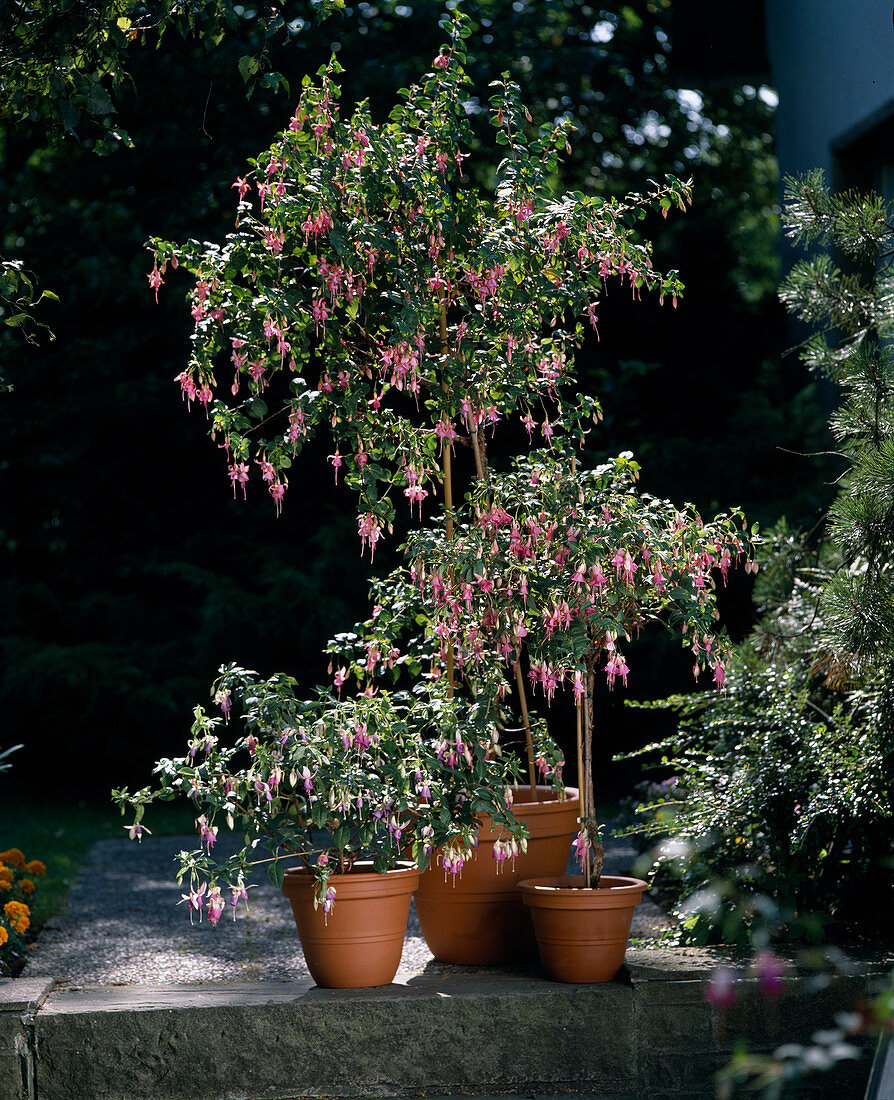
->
414, 785, 580, 965
282, 861, 420, 988
518, 874, 646, 983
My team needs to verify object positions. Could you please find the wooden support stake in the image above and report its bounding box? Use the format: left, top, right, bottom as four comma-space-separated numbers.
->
514, 660, 539, 801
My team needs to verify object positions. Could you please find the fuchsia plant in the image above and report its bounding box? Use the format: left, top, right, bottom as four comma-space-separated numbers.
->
149, 11, 689, 548
113, 669, 527, 913
328, 447, 756, 886
120, 12, 753, 910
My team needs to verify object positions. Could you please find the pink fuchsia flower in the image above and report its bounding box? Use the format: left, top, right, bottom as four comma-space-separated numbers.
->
229, 878, 248, 918
206, 886, 225, 926
232, 176, 250, 200
571, 828, 596, 871
604, 654, 630, 689
180, 883, 207, 924
440, 845, 467, 879
712, 661, 727, 690
492, 837, 521, 870
214, 688, 232, 717
434, 417, 458, 453
475, 572, 494, 595
125, 822, 151, 841
357, 513, 382, 559
174, 370, 197, 407
196, 815, 218, 851
705, 966, 739, 1009
228, 462, 250, 499
433, 52, 450, 69
147, 267, 164, 301
752, 950, 788, 999
269, 480, 286, 516
301, 766, 314, 795
253, 779, 273, 803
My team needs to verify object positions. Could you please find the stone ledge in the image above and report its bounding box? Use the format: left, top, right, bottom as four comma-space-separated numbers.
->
0, 948, 884, 1100
1, 979, 54, 1100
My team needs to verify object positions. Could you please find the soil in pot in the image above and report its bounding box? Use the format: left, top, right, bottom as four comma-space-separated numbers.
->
282, 860, 420, 988
414, 785, 580, 965
518, 873, 647, 983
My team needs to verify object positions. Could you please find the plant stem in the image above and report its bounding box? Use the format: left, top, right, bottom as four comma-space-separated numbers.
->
514, 660, 539, 800
576, 697, 584, 815
583, 665, 596, 889
439, 291, 455, 697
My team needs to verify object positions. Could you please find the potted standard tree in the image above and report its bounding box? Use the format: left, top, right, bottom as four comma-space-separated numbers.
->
121, 12, 736, 978
365, 448, 755, 979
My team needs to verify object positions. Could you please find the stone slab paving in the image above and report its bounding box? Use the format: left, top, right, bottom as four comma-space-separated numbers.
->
21, 834, 671, 989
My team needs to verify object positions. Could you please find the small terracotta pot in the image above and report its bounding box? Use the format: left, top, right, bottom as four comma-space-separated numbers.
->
282, 861, 420, 988
518, 874, 647, 983
414, 786, 579, 965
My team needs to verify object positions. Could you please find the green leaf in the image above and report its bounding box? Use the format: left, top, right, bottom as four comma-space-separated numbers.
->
238, 56, 260, 83
267, 861, 285, 890
85, 81, 114, 117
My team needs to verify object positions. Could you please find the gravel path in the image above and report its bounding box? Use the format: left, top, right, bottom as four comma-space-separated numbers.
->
22, 834, 672, 988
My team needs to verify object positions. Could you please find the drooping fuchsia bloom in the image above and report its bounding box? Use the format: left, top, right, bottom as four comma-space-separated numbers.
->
181, 883, 206, 924
357, 513, 382, 559
604, 653, 630, 689
301, 766, 314, 795
492, 836, 521, 870
232, 176, 250, 200
269, 481, 286, 517
440, 844, 467, 880
705, 966, 739, 1009
434, 417, 458, 453
125, 822, 151, 841
206, 886, 225, 926
228, 462, 250, 499
196, 815, 218, 852
229, 878, 248, 918
174, 370, 197, 406
751, 950, 788, 999
475, 572, 494, 595
572, 828, 591, 871
147, 267, 164, 301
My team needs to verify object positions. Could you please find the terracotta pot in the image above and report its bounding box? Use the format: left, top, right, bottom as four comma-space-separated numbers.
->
414, 785, 580, 965
518, 874, 647, 983
282, 861, 420, 988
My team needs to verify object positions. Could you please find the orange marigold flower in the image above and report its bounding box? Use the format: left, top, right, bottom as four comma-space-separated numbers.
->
0, 850, 25, 870
19, 879, 35, 895
0, 926, 8, 947
0, 871, 12, 889
4, 902, 29, 935
24, 860, 46, 876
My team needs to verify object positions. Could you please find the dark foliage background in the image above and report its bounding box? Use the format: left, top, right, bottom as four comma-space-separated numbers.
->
1, 1, 829, 798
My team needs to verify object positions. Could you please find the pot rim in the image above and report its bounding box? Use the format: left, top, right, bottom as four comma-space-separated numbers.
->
282, 859, 419, 887
518, 873, 647, 896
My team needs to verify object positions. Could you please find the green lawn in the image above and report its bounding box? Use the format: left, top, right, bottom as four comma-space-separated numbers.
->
0, 794, 196, 929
